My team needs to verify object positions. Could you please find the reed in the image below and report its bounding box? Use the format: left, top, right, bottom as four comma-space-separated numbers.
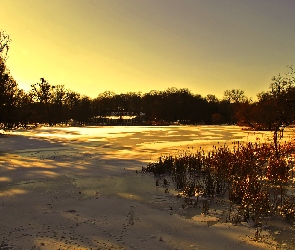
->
144, 139, 295, 224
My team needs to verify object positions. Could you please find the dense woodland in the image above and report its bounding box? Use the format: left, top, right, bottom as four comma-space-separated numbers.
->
1, 31, 295, 133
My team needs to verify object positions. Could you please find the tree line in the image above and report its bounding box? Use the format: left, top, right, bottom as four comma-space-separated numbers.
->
1, 31, 295, 133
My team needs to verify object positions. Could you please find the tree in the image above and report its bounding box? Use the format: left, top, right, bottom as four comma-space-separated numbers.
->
234, 98, 255, 127
30, 78, 55, 124
255, 67, 295, 156
15, 89, 34, 127
126, 92, 142, 121
223, 89, 246, 103
0, 31, 10, 58
142, 90, 163, 122
0, 32, 20, 128
77, 95, 92, 123
51, 85, 67, 124
205, 94, 221, 124
0, 66, 19, 128
223, 89, 247, 124
64, 90, 81, 123
95, 91, 116, 116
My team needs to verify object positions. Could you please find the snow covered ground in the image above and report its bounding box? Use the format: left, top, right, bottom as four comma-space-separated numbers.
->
0, 125, 294, 249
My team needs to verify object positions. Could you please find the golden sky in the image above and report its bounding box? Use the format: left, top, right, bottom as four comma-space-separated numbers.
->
1, 0, 295, 99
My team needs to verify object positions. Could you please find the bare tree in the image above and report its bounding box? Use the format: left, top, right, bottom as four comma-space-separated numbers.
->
30, 78, 55, 124
255, 67, 295, 157
0, 31, 11, 59
223, 89, 246, 103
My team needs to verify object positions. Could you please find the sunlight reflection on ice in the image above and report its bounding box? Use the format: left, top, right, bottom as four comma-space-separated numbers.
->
8, 125, 295, 159
0, 188, 28, 197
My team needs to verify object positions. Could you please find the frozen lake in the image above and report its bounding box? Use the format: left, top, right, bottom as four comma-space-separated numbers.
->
1, 125, 294, 180
5, 124, 290, 158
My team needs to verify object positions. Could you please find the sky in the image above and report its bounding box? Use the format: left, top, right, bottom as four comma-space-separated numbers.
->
1, 0, 295, 99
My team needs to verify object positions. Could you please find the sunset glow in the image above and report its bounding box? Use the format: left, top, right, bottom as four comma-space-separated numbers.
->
1, 0, 295, 98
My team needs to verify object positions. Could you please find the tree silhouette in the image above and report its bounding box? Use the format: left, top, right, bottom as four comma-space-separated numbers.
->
255, 67, 295, 156
0, 30, 10, 59
30, 78, 55, 125
0, 32, 20, 128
